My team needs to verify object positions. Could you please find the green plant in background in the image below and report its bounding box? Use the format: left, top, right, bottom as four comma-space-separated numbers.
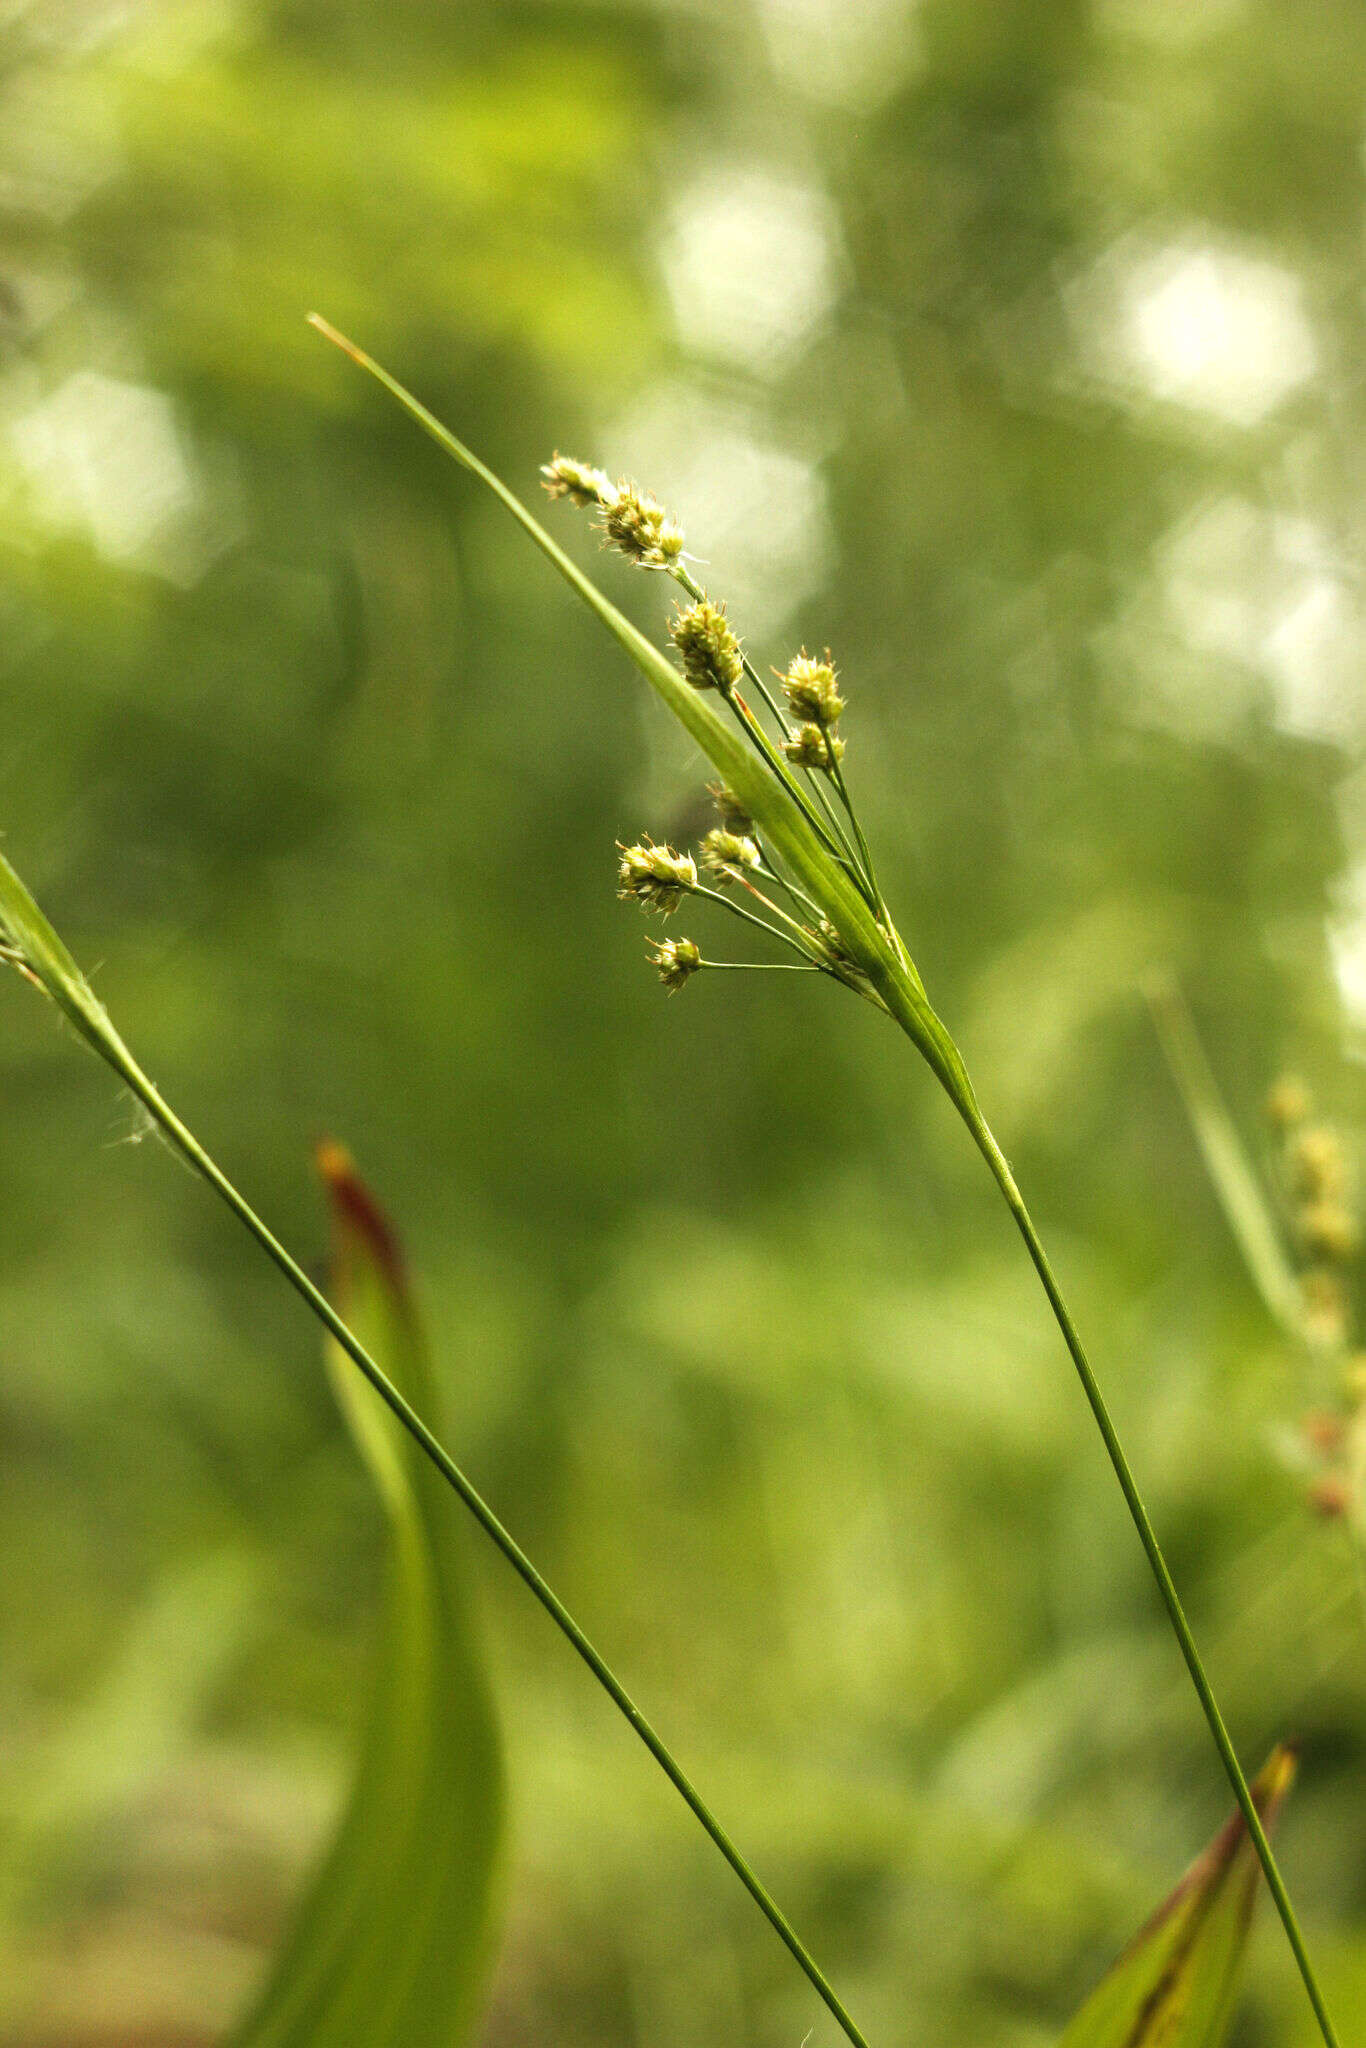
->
302, 316, 1346, 2048
230, 1140, 503, 2047
1149, 982, 1366, 1612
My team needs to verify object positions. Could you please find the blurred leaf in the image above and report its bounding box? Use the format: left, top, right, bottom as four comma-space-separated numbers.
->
231, 1141, 504, 2048
1059, 1746, 1296, 2048
1146, 979, 1303, 1340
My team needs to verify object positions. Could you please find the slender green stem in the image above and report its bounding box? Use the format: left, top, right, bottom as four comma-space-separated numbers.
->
692, 880, 823, 961
825, 748, 885, 923
755, 862, 825, 926
732, 872, 827, 952
964, 1115, 1343, 2048
728, 673, 872, 897
726, 685, 863, 881
96, 1052, 872, 2048
703, 960, 821, 972
732, 649, 860, 876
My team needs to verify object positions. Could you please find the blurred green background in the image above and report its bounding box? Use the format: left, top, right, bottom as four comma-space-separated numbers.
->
2, 1, 1366, 2042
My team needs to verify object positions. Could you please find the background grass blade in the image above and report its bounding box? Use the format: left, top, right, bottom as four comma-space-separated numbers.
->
1145, 979, 1303, 1339
231, 1142, 504, 2048
1059, 1747, 1296, 2048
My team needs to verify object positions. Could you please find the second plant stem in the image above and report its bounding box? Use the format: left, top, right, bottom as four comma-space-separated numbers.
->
968, 1118, 1342, 2048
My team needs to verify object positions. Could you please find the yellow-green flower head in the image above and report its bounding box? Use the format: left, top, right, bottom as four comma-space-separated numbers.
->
1302, 1266, 1349, 1349
541, 452, 615, 509
700, 827, 761, 881
783, 722, 844, 773
670, 599, 743, 696
649, 936, 702, 992
616, 838, 698, 914
1266, 1075, 1311, 1129
709, 782, 755, 838
1291, 1126, 1348, 1204
782, 652, 844, 726
600, 482, 685, 569
1297, 1200, 1359, 1264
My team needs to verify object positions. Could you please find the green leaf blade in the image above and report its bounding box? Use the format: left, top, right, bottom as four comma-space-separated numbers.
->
231, 1141, 504, 2048
1059, 1747, 1296, 2048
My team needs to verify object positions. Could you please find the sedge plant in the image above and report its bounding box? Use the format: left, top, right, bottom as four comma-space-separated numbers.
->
0, 324, 1342, 2048
297, 315, 1345, 2048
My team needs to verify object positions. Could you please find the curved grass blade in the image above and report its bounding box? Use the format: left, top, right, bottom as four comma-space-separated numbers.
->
231, 1142, 504, 2048
1059, 1747, 1296, 2048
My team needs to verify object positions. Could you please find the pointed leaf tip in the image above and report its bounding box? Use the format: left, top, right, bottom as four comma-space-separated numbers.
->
1059, 1746, 1296, 2048
316, 1137, 407, 1297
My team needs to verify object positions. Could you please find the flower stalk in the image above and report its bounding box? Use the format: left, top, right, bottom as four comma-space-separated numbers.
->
304, 314, 1344, 2048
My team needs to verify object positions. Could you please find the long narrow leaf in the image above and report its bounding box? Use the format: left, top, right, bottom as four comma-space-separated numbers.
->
231, 1142, 504, 2048
1059, 1746, 1296, 2048
1145, 978, 1303, 1340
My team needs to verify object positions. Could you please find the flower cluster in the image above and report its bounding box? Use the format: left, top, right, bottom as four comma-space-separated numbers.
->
700, 827, 760, 881
782, 652, 844, 727
783, 723, 844, 773
709, 784, 755, 838
671, 600, 743, 696
543, 448, 885, 1005
1264, 1076, 1366, 1524
616, 839, 697, 915
540, 453, 615, 510
1270, 1079, 1360, 1350
601, 483, 685, 570
542, 455, 685, 569
649, 936, 701, 992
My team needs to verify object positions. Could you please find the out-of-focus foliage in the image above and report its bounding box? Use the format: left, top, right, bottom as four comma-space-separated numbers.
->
1, 1, 1365, 2045
231, 1141, 502, 2048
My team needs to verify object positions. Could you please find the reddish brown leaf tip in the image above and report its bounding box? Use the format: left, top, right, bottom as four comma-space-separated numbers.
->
308, 313, 370, 368
315, 1138, 407, 1292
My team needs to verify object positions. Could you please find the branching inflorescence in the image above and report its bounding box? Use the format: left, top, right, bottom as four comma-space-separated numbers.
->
543, 454, 886, 1008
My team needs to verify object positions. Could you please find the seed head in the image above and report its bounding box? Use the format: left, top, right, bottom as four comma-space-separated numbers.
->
1266, 1075, 1311, 1129
1302, 1408, 1347, 1457
541, 453, 615, 509
1301, 1266, 1349, 1349
700, 828, 761, 881
616, 838, 698, 914
1290, 1126, 1348, 1204
709, 782, 755, 838
1297, 1200, 1359, 1264
649, 936, 702, 992
1308, 1471, 1352, 1519
783, 722, 845, 773
671, 600, 743, 695
599, 482, 685, 570
782, 652, 844, 726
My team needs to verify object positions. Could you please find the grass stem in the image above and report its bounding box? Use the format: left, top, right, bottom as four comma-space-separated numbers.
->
967, 1118, 1343, 2048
